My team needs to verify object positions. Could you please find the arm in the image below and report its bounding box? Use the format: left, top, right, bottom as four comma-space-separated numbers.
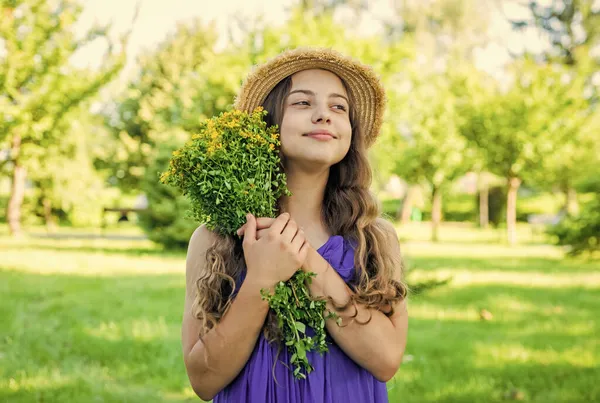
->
303, 221, 408, 382
181, 225, 269, 401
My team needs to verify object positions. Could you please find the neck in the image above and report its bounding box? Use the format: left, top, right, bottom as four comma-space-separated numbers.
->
280, 165, 329, 234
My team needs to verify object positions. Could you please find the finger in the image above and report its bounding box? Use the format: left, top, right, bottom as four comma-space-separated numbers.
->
268, 212, 291, 236
297, 240, 310, 266
255, 217, 276, 229
281, 219, 298, 244
237, 217, 276, 235
242, 213, 256, 246
256, 228, 268, 240
290, 228, 305, 252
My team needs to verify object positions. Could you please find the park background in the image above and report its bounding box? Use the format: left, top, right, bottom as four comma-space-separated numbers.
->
1, 0, 599, 402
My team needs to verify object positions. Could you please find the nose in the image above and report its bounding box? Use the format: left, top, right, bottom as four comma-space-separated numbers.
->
311, 103, 331, 125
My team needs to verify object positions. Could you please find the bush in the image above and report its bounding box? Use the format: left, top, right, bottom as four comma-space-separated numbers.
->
138, 146, 198, 250
547, 196, 600, 256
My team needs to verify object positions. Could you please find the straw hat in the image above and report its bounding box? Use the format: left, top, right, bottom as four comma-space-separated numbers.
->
234, 47, 386, 148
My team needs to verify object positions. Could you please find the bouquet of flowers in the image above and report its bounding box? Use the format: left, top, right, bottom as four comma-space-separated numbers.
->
160, 107, 335, 379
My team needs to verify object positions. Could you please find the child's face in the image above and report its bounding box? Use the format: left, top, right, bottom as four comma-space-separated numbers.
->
279, 69, 352, 171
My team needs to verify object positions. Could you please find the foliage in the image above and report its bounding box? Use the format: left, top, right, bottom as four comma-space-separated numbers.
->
510, 0, 600, 67
393, 70, 470, 189
103, 20, 235, 192
459, 60, 566, 181
0, 0, 128, 233
159, 108, 288, 235
27, 111, 110, 227
548, 196, 600, 256
138, 144, 197, 250
260, 271, 338, 379
457, 58, 593, 243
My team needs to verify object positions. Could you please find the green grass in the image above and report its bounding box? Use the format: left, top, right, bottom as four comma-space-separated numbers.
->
1, 223, 598, 402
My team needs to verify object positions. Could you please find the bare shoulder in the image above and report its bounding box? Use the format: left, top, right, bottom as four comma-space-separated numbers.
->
187, 224, 218, 257
185, 225, 218, 289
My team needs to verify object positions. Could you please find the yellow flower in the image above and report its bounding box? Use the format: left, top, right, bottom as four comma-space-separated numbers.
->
269, 144, 275, 151
172, 150, 181, 157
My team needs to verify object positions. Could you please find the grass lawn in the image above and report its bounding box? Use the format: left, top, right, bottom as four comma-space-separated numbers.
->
1, 223, 598, 402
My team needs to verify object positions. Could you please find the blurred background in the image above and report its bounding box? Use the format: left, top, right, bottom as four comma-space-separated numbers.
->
1, 0, 599, 402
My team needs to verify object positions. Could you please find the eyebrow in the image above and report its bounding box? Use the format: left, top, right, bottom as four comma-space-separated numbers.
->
288, 89, 349, 104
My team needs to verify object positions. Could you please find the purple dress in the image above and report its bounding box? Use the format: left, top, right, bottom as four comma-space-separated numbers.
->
213, 235, 389, 403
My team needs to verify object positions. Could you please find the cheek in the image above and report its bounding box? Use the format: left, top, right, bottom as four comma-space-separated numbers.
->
279, 110, 303, 145
340, 120, 352, 144
278, 116, 293, 147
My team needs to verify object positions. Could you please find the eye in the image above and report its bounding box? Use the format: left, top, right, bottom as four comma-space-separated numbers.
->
293, 100, 310, 106
332, 104, 347, 111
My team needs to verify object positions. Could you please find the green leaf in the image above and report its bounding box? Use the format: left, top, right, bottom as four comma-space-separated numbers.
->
295, 321, 306, 334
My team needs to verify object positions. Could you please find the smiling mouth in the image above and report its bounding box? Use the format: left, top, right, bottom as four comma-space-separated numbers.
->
304, 130, 336, 139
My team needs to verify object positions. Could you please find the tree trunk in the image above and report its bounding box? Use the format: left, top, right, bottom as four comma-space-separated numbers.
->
478, 174, 489, 229
431, 186, 442, 242
506, 177, 521, 245
565, 186, 579, 216
399, 185, 417, 224
43, 196, 57, 233
7, 135, 26, 237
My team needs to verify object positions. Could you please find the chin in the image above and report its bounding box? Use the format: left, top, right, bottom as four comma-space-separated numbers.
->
287, 153, 344, 170
282, 143, 348, 167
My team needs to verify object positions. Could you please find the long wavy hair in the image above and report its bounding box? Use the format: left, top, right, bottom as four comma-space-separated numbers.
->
193, 72, 407, 345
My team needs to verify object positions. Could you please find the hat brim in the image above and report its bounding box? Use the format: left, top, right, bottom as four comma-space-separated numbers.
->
234, 47, 386, 148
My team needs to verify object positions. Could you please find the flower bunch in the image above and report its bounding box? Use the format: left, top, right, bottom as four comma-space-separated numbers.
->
160, 107, 289, 235
160, 107, 336, 379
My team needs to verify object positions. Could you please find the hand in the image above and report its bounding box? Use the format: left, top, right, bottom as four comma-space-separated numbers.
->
240, 213, 309, 291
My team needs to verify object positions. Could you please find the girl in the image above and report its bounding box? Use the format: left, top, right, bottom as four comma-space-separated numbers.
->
181, 48, 408, 403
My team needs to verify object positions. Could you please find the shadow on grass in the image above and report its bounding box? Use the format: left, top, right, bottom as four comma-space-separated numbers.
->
3, 242, 186, 258
404, 255, 600, 274
0, 378, 201, 403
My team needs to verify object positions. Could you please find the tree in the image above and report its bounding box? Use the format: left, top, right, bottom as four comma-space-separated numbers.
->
459, 59, 585, 244
102, 20, 239, 193
507, 0, 600, 67
138, 143, 198, 249
0, 0, 129, 235
374, 0, 496, 225
394, 70, 472, 241
504, 0, 600, 212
